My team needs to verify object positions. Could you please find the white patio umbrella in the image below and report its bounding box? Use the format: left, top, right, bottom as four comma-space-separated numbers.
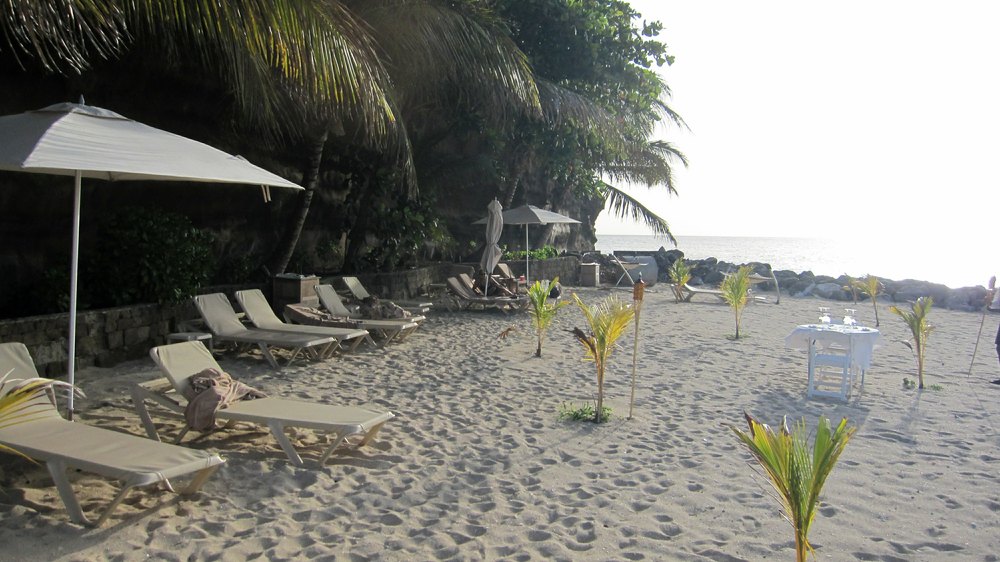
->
0, 102, 303, 418
475, 204, 579, 282
478, 199, 504, 295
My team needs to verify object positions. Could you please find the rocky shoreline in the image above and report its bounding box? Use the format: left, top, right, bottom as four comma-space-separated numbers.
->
594, 248, 991, 312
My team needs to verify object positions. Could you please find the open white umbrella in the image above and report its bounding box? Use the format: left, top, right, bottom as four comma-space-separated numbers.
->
0, 102, 303, 418
478, 199, 504, 295
475, 204, 579, 282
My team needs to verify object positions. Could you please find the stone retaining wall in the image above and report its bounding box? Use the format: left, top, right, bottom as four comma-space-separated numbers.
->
0, 257, 585, 375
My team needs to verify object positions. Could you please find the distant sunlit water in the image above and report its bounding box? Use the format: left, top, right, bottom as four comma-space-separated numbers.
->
595, 234, 987, 289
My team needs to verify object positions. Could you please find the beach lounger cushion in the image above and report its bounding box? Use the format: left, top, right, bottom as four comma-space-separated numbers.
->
136, 341, 394, 467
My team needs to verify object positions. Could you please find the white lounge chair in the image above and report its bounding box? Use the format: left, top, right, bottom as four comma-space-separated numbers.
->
0, 342, 223, 526
133, 341, 395, 467
445, 277, 528, 313
337, 276, 432, 315
194, 293, 339, 368
234, 289, 373, 351
312, 284, 421, 346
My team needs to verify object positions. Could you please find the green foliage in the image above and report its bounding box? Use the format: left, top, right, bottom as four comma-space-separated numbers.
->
571, 292, 635, 423
364, 197, 451, 270
87, 207, 213, 307
1, 371, 79, 460
731, 413, 856, 562
527, 277, 569, 357
843, 275, 860, 304
558, 402, 612, 423
889, 297, 934, 389
859, 275, 883, 327
668, 258, 691, 303
503, 245, 558, 261
721, 266, 753, 339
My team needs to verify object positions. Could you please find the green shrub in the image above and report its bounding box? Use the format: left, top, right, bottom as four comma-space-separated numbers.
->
503, 245, 558, 261
87, 207, 213, 306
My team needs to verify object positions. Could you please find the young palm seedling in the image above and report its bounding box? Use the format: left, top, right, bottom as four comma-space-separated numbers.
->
571, 293, 635, 423
859, 275, 882, 327
721, 265, 752, 339
0, 370, 79, 460
731, 413, 856, 562
668, 258, 692, 303
527, 277, 568, 357
890, 296, 933, 389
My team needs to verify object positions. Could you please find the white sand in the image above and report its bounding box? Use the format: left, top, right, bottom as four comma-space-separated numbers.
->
1, 287, 999, 561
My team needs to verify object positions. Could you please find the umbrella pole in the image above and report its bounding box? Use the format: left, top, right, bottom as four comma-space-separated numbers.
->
525, 225, 530, 283
66, 171, 82, 420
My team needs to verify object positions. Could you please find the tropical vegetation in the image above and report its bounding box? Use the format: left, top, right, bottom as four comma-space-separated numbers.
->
668, 257, 692, 303
0, 371, 78, 459
570, 293, 635, 423
526, 277, 568, 357
0, 0, 687, 318
731, 413, 856, 562
889, 296, 934, 389
720, 266, 753, 339
858, 275, 883, 327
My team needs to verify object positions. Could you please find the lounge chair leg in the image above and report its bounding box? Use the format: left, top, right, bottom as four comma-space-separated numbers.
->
267, 420, 304, 467
356, 421, 388, 447
130, 387, 162, 442
179, 464, 222, 495
257, 344, 280, 369
92, 485, 134, 528
318, 430, 350, 465
47, 459, 91, 526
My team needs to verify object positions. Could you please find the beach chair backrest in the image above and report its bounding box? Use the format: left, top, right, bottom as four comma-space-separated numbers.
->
0, 342, 62, 420
194, 293, 247, 336
496, 263, 514, 279
150, 341, 221, 397
340, 277, 371, 301
315, 284, 352, 317
235, 289, 284, 330
446, 277, 476, 299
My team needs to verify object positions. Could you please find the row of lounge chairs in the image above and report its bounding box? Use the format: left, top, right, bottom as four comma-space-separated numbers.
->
444, 273, 529, 313
0, 283, 416, 526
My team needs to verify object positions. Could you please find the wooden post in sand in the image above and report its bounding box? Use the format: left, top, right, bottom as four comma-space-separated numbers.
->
629, 274, 645, 420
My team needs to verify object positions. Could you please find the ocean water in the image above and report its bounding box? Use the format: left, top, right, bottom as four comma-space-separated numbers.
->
595, 234, 986, 290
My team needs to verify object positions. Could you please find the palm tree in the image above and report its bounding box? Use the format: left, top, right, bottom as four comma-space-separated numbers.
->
571, 293, 635, 423
668, 257, 691, 303
721, 266, 753, 339
731, 413, 856, 562
1, 371, 78, 460
889, 296, 934, 389
526, 278, 568, 357
859, 275, 883, 327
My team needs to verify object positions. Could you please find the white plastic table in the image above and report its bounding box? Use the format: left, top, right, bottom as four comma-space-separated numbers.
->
784, 323, 882, 373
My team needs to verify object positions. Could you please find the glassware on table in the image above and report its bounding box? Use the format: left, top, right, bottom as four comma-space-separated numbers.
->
818, 307, 831, 324
843, 308, 857, 326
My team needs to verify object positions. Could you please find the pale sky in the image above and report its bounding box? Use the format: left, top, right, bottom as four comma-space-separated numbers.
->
596, 1, 1000, 241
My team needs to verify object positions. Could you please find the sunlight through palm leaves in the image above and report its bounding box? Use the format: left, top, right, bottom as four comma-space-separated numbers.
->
527, 277, 568, 357
721, 265, 752, 339
731, 413, 856, 562
859, 275, 883, 327
571, 293, 635, 423
0, 370, 80, 461
889, 296, 933, 389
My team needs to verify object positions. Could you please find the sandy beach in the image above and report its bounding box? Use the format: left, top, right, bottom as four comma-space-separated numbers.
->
1, 286, 999, 561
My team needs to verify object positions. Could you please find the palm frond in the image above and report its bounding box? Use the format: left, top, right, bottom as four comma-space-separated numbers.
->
602, 183, 675, 243
357, 0, 540, 121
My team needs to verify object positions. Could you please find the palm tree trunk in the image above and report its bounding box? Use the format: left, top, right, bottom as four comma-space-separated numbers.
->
795, 531, 807, 562
595, 363, 605, 423
270, 128, 329, 274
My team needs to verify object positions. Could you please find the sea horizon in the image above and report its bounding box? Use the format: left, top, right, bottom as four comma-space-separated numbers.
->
595, 234, 987, 290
